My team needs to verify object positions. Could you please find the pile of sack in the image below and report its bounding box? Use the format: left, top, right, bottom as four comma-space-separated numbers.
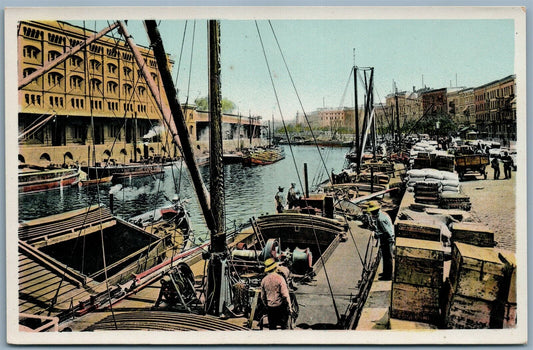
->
405, 168, 460, 194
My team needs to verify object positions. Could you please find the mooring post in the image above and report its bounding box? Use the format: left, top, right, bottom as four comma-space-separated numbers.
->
304, 163, 309, 198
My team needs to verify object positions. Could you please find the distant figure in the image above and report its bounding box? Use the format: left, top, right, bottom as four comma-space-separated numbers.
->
491, 157, 500, 180
287, 183, 298, 209
275, 186, 284, 213
366, 201, 395, 281
502, 152, 514, 179
261, 258, 292, 330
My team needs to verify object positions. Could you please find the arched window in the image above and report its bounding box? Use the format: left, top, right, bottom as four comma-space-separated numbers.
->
150, 72, 158, 83
138, 86, 146, 97
70, 55, 83, 67
123, 83, 132, 95
107, 81, 118, 94
123, 66, 132, 78
70, 75, 83, 89
48, 72, 63, 86
23, 45, 40, 59
107, 63, 117, 74
90, 78, 102, 93
47, 50, 61, 62
22, 67, 36, 78
90, 59, 101, 71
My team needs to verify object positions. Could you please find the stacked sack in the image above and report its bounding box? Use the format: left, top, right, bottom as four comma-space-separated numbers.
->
405, 169, 460, 194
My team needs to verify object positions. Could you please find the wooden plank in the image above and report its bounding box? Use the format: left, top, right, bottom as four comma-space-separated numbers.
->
391, 282, 441, 324
19, 269, 58, 286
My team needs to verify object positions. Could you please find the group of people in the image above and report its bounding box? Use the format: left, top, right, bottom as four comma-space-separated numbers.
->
274, 183, 300, 213
490, 152, 515, 180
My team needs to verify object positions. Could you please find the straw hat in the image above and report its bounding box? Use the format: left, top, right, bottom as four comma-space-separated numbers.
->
365, 200, 381, 213
264, 258, 278, 272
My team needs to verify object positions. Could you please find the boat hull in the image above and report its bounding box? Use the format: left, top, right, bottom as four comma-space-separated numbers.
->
19, 168, 80, 194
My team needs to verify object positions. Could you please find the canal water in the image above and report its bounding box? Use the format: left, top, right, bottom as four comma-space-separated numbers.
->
19, 145, 348, 238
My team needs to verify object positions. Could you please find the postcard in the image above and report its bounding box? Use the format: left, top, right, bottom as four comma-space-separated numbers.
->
5, 5, 527, 345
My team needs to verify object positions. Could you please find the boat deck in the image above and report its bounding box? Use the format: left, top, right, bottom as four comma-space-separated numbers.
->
295, 219, 374, 329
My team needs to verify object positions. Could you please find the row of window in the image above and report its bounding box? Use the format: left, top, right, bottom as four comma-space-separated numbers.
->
90, 100, 103, 110
48, 33, 66, 45
22, 26, 43, 39
25, 92, 152, 114
475, 85, 515, 102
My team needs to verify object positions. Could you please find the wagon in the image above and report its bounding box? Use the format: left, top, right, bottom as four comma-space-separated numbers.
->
455, 154, 489, 180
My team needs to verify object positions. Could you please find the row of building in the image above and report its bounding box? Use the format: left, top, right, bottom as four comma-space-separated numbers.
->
299, 75, 516, 143
18, 20, 262, 166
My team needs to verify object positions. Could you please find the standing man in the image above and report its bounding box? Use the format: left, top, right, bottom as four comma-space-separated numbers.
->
275, 186, 284, 213
366, 201, 395, 281
287, 183, 298, 209
261, 258, 292, 330
491, 156, 500, 180
502, 151, 514, 179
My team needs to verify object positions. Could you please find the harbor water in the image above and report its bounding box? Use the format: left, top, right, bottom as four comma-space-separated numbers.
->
19, 145, 348, 239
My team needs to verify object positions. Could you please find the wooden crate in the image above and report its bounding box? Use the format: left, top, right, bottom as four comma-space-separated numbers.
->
449, 243, 507, 302
396, 220, 441, 242
451, 222, 495, 247
395, 238, 445, 288
445, 293, 493, 329
391, 282, 441, 324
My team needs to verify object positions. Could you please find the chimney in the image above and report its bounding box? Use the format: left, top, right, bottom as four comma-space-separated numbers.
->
413, 86, 416, 92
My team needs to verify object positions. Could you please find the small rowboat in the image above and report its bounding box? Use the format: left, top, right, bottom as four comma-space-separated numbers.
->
77, 175, 113, 187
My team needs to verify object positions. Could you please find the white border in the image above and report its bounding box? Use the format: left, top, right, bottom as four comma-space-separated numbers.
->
5, 6, 527, 345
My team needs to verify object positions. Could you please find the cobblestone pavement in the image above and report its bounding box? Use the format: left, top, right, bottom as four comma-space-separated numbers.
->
460, 171, 517, 252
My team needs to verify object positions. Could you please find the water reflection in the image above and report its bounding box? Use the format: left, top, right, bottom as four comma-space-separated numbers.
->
19, 146, 348, 236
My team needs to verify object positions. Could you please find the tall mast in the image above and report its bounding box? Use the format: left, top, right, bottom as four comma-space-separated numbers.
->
142, 20, 217, 233
353, 49, 360, 174
208, 19, 225, 252
395, 86, 401, 146
206, 19, 227, 316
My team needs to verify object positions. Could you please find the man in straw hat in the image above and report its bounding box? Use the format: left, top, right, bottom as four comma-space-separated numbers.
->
365, 200, 395, 281
260, 258, 292, 329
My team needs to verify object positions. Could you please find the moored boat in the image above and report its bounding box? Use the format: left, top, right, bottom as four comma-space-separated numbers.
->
77, 175, 113, 187
19, 167, 80, 194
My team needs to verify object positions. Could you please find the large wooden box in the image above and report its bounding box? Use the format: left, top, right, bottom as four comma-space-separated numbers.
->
391, 282, 441, 324
451, 222, 495, 247
395, 238, 445, 288
445, 292, 493, 329
396, 220, 441, 242
449, 243, 507, 302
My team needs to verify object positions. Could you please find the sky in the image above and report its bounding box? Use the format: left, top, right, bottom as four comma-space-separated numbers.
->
70, 16, 514, 123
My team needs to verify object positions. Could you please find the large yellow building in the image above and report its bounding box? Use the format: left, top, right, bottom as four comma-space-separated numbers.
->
18, 20, 262, 166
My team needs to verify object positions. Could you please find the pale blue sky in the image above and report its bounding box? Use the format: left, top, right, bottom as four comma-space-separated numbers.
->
76, 18, 515, 121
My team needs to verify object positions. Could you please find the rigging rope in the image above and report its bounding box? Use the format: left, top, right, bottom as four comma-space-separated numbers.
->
256, 20, 341, 323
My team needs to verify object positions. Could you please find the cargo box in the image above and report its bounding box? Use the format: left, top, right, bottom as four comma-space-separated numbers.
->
451, 222, 495, 247
391, 282, 441, 324
395, 238, 445, 288
396, 220, 441, 242
449, 243, 507, 302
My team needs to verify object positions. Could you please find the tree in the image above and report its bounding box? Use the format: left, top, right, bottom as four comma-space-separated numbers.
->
194, 96, 236, 114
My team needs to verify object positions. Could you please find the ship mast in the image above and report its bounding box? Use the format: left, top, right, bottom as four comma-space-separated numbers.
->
206, 19, 228, 316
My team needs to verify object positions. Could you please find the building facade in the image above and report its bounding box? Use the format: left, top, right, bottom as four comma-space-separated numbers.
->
474, 75, 516, 142
18, 21, 261, 166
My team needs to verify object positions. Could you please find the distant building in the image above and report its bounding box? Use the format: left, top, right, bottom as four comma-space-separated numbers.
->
450, 88, 475, 128
474, 74, 516, 141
